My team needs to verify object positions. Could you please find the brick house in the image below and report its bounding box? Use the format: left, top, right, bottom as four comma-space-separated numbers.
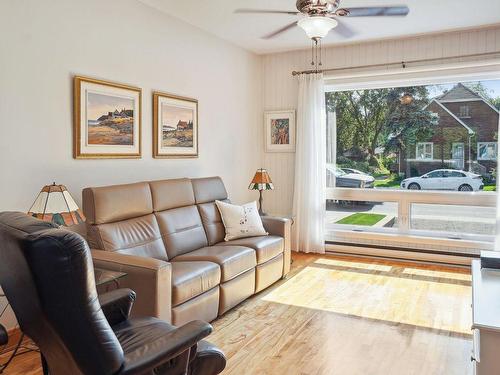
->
402, 83, 499, 177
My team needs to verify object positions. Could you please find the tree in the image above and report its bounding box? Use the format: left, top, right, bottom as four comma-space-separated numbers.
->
383, 86, 439, 176
327, 85, 437, 172
326, 89, 390, 167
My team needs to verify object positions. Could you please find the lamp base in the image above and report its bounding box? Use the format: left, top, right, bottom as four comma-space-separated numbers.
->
258, 190, 267, 216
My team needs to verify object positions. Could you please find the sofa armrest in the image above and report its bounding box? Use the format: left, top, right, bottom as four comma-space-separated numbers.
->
99, 288, 136, 326
261, 216, 292, 276
91, 250, 172, 323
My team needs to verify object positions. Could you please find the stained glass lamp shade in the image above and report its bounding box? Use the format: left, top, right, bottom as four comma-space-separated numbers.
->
248, 169, 274, 191
28, 183, 85, 226
248, 169, 274, 215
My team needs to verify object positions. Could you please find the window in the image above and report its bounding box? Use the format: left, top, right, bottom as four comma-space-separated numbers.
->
426, 170, 443, 178
459, 105, 470, 117
447, 171, 466, 177
416, 142, 433, 160
478, 142, 497, 160
325, 78, 499, 255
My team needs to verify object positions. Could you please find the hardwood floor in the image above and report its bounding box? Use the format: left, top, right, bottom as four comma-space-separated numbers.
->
1, 253, 472, 375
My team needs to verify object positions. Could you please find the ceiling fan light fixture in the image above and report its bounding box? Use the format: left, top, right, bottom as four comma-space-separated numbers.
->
297, 16, 338, 39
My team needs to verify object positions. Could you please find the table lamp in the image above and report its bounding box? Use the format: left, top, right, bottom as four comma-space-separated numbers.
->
248, 169, 274, 216
28, 183, 85, 226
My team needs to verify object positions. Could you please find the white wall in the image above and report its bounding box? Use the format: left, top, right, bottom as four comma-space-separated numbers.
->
262, 25, 500, 216
0, 0, 262, 330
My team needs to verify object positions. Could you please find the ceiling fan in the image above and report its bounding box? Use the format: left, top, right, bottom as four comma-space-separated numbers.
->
235, 0, 410, 40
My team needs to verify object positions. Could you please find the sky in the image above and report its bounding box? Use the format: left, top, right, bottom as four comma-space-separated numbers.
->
87, 92, 134, 120
161, 104, 193, 128
427, 80, 500, 99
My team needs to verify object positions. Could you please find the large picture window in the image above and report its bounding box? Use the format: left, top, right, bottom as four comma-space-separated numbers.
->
325, 79, 499, 252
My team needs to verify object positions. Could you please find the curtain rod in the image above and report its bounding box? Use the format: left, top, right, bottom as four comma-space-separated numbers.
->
291, 50, 500, 76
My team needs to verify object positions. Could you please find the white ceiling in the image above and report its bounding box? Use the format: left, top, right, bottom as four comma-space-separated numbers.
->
139, 0, 500, 54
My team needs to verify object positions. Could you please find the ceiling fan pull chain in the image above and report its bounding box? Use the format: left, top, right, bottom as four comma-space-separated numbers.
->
311, 40, 315, 66
319, 39, 323, 67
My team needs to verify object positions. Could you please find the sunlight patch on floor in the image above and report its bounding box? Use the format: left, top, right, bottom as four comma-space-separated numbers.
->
262, 258, 472, 334
402, 267, 471, 281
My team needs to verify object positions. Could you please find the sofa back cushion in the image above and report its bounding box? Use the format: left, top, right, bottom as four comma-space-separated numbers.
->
156, 206, 208, 258
82, 182, 169, 261
83, 182, 153, 225
150, 178, 208, 258
150, 178, 195, 211
94, 214, 168, 260
192, 177, 229, 245
192, 177, 228, 204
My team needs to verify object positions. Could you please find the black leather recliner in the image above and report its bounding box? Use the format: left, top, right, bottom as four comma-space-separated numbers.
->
0, 212, 226, 375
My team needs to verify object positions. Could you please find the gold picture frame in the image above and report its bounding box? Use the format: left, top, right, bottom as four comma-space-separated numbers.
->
73, 76, 142, 159
153, 91, 199, 158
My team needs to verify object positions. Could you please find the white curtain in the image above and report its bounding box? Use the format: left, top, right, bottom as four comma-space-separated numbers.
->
292, 73, 327, 254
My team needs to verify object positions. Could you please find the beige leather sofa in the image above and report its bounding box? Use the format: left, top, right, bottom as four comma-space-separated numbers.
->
82, 177, 291, 326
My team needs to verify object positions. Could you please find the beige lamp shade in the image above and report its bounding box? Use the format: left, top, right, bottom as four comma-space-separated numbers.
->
248, 169, 274, 191
28, 183, 85, 226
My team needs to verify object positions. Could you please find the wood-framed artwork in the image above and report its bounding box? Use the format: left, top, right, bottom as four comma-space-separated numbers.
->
264, 110, 296, 153
73, 76, 142, 159
153, 91, 198, 158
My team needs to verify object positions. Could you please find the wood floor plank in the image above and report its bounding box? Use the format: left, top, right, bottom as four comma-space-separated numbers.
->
1, 253, 472, 375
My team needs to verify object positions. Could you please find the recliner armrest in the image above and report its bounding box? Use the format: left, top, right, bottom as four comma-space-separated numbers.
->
91, 250, 172, 323
121, 320, 214, 374
261, 216, 292, 276
99, 288, 136, 326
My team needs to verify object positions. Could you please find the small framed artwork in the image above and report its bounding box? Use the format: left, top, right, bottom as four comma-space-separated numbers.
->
264, 110, 296, 153
73, 76, 141, 159
153, 91, 198, 158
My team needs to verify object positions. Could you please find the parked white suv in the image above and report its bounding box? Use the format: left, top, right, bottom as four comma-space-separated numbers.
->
400, 169, 484, 191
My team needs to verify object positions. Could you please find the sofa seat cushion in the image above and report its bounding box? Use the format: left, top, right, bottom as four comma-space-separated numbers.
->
173, 246, 256, 283
171, 261, 221, 307
217, 236, 283, 265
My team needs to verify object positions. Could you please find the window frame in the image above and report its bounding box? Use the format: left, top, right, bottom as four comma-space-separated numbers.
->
477, 142, 498, 161
416, 142, 434, 160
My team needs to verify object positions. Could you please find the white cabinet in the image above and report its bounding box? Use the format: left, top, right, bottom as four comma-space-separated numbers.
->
471, 260, 500, 374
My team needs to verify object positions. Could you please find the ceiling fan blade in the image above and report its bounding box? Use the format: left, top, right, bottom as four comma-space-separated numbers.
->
332, 20, 356, 38
235, 9, 300, 16
262, 21, 298, 39
336, 6, 409, 17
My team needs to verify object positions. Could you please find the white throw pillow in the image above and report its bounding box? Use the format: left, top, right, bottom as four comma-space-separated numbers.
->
215, 200, 268, 241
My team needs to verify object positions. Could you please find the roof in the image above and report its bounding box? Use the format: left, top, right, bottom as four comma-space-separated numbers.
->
436, 83, 483, 101
436, 83, 499, 114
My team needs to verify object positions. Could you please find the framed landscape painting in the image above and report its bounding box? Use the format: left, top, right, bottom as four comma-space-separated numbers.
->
153, 92, 198, 158
264, 110, 296, 152
73, 76, 141, 159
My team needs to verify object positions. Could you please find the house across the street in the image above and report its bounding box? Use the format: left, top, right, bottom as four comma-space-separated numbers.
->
402, 83, 499, 177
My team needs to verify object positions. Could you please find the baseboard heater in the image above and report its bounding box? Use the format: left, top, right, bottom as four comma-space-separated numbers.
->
325, 240, 478, 266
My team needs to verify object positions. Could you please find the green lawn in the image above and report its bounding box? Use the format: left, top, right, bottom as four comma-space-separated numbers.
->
484, 184, 496, 192
336, 213, 386, 226
374, 174, 403, 189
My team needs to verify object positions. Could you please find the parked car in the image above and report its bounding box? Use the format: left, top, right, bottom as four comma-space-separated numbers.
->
400, 169, 483, 191
341, 168, 371, 176
327, 164, 375, 188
